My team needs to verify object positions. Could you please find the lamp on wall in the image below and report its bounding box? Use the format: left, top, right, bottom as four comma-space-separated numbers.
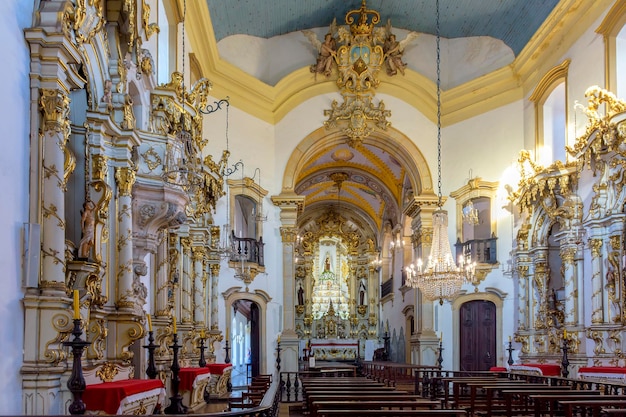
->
405, 0, 475, 304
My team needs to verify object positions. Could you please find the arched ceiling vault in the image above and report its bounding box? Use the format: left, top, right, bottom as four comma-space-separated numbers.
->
285, 126, 433, 245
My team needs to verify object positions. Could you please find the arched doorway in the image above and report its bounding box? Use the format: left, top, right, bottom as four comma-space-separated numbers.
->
223, 289, 270, 383
459, 300, 496, 371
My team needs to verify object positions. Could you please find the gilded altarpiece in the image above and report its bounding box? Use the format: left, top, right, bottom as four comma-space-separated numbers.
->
512, 87, 626, 371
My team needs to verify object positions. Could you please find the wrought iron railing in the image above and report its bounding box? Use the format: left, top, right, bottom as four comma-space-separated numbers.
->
231, 231, 265, 266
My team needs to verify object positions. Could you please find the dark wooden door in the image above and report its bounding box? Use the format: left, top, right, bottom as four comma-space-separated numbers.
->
460, 300, 496, 372
250, 302, 260, 377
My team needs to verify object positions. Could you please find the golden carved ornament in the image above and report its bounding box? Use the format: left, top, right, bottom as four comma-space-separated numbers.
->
295, 305, 305, 316
86, 273, 108, 308
63, 147, 76, 192
560, 246, 577, 266
87, 318, 107, 360
141, 147, 161, 172
589, 238, 603, 258
39, 89, 71, 138
141, 0, 160, 40
65, 0, 105, 45
115, 167, 136, 197
43, 313, 72, 365
96, 362, 120, 382
192, 246, 206, 261
279, 227, 299, 243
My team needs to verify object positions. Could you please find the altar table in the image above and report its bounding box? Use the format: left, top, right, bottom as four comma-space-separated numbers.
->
579, 366, 626, 381
83, 379, 165, 415
509, 363, 561, 376
309, 340, 358, 360
179, 367, 211, 410
206, 363, 233, 398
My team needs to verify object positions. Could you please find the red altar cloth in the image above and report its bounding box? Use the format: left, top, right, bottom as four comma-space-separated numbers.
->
83, 379, 164, 414
510, 363, 561, 376
179, 367, 211, 392
206, 363, 232, 374
490, 366, 508, 372
579, 366, 626, 380
579, 366, 626, 374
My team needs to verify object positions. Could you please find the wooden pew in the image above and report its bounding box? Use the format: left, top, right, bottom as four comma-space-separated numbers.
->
307, 393, 420, 417
466, 382, 565, 416
317, 409, 468, 417
560, 398, 626, 417
526, 391, 602, 417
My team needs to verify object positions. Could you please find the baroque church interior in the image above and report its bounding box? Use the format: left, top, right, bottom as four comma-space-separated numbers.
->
3, 0, 626, 414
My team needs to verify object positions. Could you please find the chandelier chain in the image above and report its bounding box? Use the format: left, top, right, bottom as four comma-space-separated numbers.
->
436, 0, 442, 207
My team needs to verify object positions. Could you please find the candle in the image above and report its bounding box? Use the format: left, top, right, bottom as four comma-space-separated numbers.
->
563, 328, 567, 339
440, 331, 443, 341
147, 314, 152, 331
509, 335, 512, 343
73, 290, 80, 319
277, 334, 281, 343
173, 316, 177, 334
226, 327, 229, 340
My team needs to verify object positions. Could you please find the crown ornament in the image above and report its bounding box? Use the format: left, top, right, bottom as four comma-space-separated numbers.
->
347, 0, 379, 37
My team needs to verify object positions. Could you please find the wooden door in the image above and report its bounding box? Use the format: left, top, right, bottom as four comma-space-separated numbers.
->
250, 302, 260, 377
459, 300, 496, 372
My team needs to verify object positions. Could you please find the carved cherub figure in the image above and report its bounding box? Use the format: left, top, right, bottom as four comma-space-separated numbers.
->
303, 19, 346, 78
376, 20, 419, 76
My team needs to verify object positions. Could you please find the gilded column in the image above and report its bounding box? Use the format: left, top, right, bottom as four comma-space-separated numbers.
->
561, 245, 577, 325
192, 246, 206, 324
181, 237, 192, 322
589, 238, 604, 324
39, 89, 71, 291
210, 264, 220, 330
115, 167, 136, 307
517, 264, 530, 330
607, 235, 622, 324
532, 260, 548, 330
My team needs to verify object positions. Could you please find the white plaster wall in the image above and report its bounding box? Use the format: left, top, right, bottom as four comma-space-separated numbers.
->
218, 27, 513, 88
0, 0, 32, 413
205, 101, 284, 373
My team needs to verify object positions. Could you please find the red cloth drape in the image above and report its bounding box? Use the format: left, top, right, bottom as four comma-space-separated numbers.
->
83, 379, 164, 414
206, 363, 232, 375
179, 367, 210, 391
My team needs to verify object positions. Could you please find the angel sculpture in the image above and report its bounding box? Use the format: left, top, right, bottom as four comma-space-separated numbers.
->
304, 31, 337, 77
376, 20, 419, 76
303, 19, 348, 78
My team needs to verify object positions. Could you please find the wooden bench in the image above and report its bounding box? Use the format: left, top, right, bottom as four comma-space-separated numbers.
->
317, 409, 468, 417
307, 393, 420, 417
82, 362, 165, 415
560, 398, 626, 417
527, 391, 601, 417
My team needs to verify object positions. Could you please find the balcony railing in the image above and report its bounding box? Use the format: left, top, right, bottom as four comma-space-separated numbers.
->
230, 231, 265, 266
381, 278, 393, 298
455, 235, 498, 265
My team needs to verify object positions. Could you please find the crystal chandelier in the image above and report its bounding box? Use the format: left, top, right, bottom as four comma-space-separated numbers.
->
405, 0, 475, 304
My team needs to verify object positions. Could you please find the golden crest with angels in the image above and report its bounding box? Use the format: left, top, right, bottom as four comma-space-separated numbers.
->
303, 0, 418, 147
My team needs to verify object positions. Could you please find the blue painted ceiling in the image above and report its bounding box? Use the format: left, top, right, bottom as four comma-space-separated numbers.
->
205, 0, 560, 56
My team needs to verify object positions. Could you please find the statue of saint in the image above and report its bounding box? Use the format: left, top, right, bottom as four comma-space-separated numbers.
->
78, 200, 96, 259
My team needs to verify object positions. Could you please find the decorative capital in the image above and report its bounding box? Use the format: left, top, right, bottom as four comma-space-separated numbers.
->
39, 89, 71, 138
280, 227, 299, 243
115, 167, 136, 196
192, 246, 206, 261
589, 238, 603, 258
